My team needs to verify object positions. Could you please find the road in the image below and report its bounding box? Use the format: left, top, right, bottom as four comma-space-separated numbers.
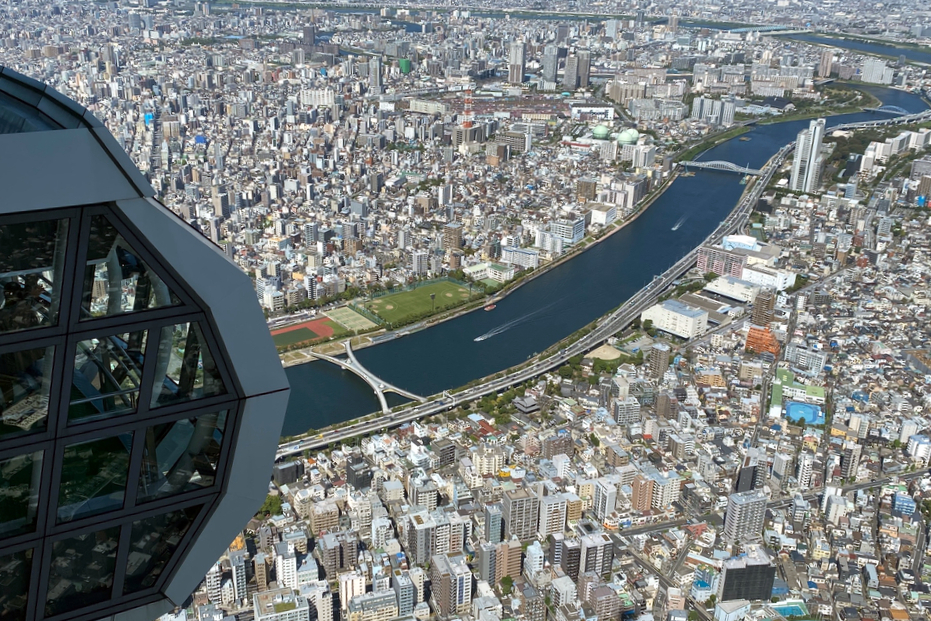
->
276, 108, 931, 460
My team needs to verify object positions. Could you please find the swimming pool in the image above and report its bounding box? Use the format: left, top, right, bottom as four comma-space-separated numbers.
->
772, 602, 808, 618
785, 402, 824, 426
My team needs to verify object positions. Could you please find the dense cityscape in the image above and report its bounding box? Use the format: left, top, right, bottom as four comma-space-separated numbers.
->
2, 2, 931, 621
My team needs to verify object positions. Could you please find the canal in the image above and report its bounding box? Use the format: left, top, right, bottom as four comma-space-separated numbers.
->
280, 86, 928, 437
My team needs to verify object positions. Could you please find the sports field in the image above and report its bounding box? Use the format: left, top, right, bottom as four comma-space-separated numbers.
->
326, 307, 378, 331
364, 281, 477, 324
271, 317, 347, 348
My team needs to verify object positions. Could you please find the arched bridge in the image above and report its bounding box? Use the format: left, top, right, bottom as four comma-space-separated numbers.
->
863, 106, 909, 115
312, 342, 425, 414
679, 160, 763, 175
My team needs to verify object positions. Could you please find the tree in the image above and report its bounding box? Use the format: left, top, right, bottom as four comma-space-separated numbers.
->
257, 494, 282, 517
501, 575, 513, 595
589, 433, 600, 447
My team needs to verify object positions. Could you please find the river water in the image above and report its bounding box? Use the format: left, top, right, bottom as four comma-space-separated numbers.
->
786, 34, 931, 65
279, 87, 928, 437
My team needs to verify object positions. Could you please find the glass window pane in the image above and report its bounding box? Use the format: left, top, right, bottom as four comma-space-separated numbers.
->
0, 345, 53, 437
80, 215, 180, 320
57, 434, 131, 524
0, 218, 68, 334
46, 527, 119, 617
70, 330, 146, 422
0, 548, 32, 621
151, 322, 226, 408
0, 451, 42, 539
138, 411, 227, 503
124, 505, 201, 594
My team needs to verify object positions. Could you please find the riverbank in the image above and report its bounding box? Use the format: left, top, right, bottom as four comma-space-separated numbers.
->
275, 170, 681, 367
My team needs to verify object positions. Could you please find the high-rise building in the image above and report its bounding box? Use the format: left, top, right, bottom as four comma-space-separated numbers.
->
579, 533, 614, 577
538, 494, 567, 538
648, 342, 671, 379
840, 440, 862, 480
484, 502, 504, 543
508, 41, 526, 84
796, 451, 815, 489
429, 554, 472, 616
563, 54, 580, 89
723, 490, 768, 543
502, 488, 540, 540
790, 118, 826, 193
369, 57, 383, 91
751, 288, 776, 327
577, 50, 591, 88
818, 49, 834, 77
542, 45, 559, 83
716, 548, 776, 601
593, 478, 617, 522
0, 68, 288, 621
443, 222, 463, 250
631, 474, 654, 512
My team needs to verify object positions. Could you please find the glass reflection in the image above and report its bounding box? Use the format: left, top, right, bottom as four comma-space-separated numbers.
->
151, 322, 225, 408
0, 218, 68, 334
124, 506, 201, 594
0, 451, 42, 539
0, 345, 53, 437
81, 215, 179, 320
46, 527, 119, 617
70, 331, 146, 422
0, 548, 32, 621
138, 411, 227, 502
57, 434, 131, 524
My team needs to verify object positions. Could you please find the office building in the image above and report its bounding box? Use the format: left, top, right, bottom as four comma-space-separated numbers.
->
563, 54, 580, 89
0, 68, 288, 621
790, 118, 826, 193
346, 591, 398, 621
368, 57, 383, 91
542, 45, 559, 83
723, 490, 768, 543
716, 548, 776, 601
508, 41, 526, 84
577, 50, 591, 88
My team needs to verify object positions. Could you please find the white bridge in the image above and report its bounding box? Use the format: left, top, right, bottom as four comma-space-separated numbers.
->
863, 105, 909, 115
679, 160, 763, 175
313, 342, 426, 414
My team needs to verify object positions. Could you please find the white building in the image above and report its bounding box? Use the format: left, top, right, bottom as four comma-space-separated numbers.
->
790, 118, 826, 193
254, 589, 311, 621
741, 265, 796, 291
641, 299, 708, 339
703, 276, 761, 303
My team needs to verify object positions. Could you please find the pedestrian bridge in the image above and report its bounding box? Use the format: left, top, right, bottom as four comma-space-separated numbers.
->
863, 105, 909, 115
312, 342, 425, 414
679, 160, 763, 175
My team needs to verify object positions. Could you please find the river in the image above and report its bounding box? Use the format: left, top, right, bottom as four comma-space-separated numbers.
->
279, 86, 928, 437
786, 34, 931, 65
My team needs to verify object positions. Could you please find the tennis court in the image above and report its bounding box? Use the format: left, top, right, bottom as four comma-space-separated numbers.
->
326, 307, 378, 332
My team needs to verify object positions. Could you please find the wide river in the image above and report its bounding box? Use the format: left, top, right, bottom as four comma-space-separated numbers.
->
279, 85, 928, 436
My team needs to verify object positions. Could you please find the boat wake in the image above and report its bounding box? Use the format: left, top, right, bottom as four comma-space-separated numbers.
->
474, 303, 557, 342
671, 215, 688, 231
